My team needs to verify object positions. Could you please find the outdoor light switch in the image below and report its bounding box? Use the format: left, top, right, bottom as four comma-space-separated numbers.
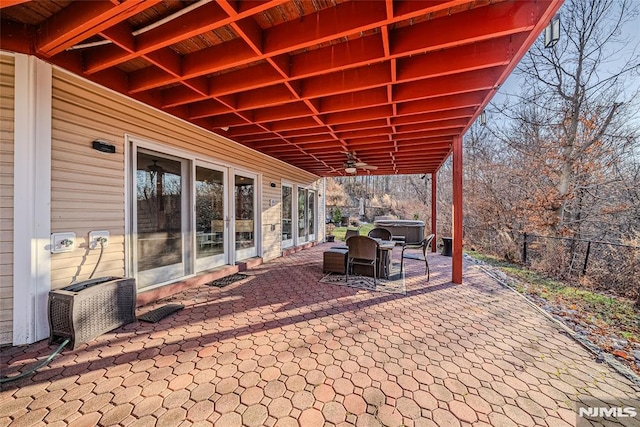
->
89, 230, 110, 249
51, 232, 76, 253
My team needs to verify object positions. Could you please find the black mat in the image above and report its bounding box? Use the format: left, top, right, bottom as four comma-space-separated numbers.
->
138, 303, 184, 323
206, 273, 248, 288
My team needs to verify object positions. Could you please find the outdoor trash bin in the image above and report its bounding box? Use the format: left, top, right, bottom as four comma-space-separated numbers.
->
441, 237, 452, 256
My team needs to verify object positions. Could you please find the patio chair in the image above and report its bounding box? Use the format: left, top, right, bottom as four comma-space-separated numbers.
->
345, 228, 360, 239
331, 227, 360, 250
367, 227, 392, 241
400, 233, 435, 281
346, 235, 379, 284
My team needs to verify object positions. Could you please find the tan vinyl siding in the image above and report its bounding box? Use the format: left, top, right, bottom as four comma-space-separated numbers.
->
0, 54, 15, 345
50, 69, 320, 289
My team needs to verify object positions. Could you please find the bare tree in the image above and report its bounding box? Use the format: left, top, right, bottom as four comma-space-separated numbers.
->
507, 0, 640, 237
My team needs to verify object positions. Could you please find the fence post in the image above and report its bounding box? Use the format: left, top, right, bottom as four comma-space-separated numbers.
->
522, 232, 527, 264
582, 241, 591, 275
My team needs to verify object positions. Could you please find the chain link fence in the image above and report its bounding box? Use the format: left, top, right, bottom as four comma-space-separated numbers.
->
464, 227, 640, 301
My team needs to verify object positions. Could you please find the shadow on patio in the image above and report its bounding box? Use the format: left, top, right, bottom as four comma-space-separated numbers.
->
1, 243, 638, 426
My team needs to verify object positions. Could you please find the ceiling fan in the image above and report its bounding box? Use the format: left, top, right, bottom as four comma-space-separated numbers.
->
343, 152, 378, 174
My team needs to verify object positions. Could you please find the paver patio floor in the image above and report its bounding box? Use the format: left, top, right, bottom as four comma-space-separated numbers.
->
1, 244, 638, 426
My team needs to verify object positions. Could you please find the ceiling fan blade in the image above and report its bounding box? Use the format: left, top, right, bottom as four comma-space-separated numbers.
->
361, 164, 378, 170
354, 162, 368, 167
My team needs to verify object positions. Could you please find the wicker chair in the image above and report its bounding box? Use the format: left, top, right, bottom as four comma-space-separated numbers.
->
367, 227, 392, 241
345, 228, 360, 239
331, 227, 360, 250
400, 233, 435, 280
346, 235, 379, 284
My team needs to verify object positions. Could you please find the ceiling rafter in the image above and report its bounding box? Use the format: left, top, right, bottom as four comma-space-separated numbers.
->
1, 0, 563, 176
37, 0, 160, 56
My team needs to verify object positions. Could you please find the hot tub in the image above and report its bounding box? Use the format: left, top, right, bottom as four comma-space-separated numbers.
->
373, 220, 425, 244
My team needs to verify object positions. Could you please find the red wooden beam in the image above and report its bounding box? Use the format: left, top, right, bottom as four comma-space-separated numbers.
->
279, 126, 331, 138
431, 172, 437, 252
324, 105, 393, 125
395, 129, 462, 141
320, 87, 389, 114
0, 19, 34, 54
393, 0, 470, 18
0, 0, 31, 8
392, 107, 476, 126
37, 0, 160, 56
253, 102, 313, 123
396, 119, 469, 134
236, 84, 297, 110
397, 92, 486, 116
264, 1, 387, 55
333, 119, 389, 133
291, 34, 385, 79
227, 124, 269, 137
394, 67, 503, 103
337, 127, 394, 140
350, 145, 451, 155
392, 1, 540, 56
452, 135, 463, 284
84, 1, 227, 74
397, 34, 527, 82
270, 117, 319, 132
187, 99, 231, 120
162, 86, 208, 108
302, 61, 389, 98
208, 63, 283, 97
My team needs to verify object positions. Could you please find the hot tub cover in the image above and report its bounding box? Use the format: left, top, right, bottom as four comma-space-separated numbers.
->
374, 220, 425, 227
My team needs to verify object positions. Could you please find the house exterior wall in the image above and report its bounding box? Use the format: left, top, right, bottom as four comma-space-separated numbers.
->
0, 56, 324, 346
49, 67, 322, 289
0, 53, 15, 345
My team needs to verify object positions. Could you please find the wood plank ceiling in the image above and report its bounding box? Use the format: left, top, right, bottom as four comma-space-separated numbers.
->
0, 0, 562, 176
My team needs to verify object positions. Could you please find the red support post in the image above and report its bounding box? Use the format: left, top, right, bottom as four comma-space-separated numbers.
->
431, 172, 437, 252
452, 135, 463, 284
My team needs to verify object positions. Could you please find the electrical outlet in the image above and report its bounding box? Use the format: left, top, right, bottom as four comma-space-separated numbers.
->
51, 232, 76, 253
89, 230, 110, 249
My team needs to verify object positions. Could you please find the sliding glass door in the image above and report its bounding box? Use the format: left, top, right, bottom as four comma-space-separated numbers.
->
282, 184, 293, 248
297, 187, 316, 243
234, 172, 257, 260
135, 150, 186, 288
131, 143, 262, 288
307, 189, 316, 242
195, 164, 227, 272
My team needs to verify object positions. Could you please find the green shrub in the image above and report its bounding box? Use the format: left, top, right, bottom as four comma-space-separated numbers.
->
332, 207, 342, 224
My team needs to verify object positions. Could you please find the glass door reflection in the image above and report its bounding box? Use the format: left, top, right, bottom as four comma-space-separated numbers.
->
195, 165, 226, 271
298, 188, 307, 242
297, 188, 316, 243
282, 184, 293, 248
135, 150, 185, 288
234, 174, 256, 260
307, 190, 316, 241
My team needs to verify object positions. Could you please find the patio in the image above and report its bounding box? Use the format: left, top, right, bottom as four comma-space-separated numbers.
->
1, 244, 638, 427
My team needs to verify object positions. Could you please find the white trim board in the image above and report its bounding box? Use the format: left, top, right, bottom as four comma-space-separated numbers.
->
13, 54, 52, 345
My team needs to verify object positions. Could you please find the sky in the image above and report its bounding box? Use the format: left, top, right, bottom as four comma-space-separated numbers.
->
494, 0, 640, 107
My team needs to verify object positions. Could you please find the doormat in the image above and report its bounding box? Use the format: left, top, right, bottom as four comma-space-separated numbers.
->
206, 273, 248, 288
138, 303, 184, 323
319, 264, 405, 294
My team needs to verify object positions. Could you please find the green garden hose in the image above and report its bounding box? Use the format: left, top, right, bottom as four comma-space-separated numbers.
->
0, 338, 70, 384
